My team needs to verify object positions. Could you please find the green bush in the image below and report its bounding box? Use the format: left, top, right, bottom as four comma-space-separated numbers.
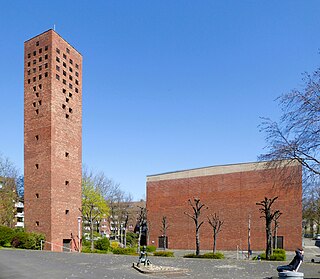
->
253, 249, 286, 261
112, 247, 136, 255
126, 232, 138, 247
94, 237, 110, 251
153, 251, 174, 257
0, 226, 14, 246
145, 245, 156, 253
81, 246, 92, 253
183, 252, 224, 259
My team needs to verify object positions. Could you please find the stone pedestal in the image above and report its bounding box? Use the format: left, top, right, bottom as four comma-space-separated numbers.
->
278, 271, 304, 279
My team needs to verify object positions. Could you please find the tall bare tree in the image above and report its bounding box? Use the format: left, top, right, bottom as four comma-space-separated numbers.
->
207, 213, 224, 254
137, 206, 147, 253
184, 198, 207, 256
256, 196, 281, 259
259, 67, 320, 178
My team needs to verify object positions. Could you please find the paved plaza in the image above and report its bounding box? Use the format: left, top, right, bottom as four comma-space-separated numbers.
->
0, 248, 319, 279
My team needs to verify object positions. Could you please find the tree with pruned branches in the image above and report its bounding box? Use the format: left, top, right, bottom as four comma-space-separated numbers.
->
256, 196, 281, 259
184, 198, 207, 256
207, 213, 224, 254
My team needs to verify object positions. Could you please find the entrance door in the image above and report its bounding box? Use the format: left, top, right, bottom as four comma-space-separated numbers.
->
63, 239, 71, 252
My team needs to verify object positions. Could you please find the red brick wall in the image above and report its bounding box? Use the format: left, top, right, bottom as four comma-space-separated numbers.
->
147, 163, 302, 251
24, 30, 82, 251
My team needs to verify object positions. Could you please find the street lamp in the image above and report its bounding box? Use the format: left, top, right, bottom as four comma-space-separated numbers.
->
78, 217, 82, 253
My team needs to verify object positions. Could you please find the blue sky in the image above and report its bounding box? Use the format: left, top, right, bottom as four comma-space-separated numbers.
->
0, 1, 319, 200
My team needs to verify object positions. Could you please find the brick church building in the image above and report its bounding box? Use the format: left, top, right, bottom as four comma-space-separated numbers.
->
147, 160, 302, 252
24, 30, 82, 251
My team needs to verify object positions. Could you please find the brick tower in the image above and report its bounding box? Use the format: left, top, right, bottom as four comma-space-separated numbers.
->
24, 30, 82, 251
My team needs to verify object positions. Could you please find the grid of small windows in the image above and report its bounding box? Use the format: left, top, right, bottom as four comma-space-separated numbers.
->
26, 41, 50, 117
54, 46, 81, 121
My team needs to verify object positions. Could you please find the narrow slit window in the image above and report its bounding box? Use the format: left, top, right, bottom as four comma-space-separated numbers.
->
66, 114, 69, 119
65, 152, 69, 158
56, 57, 60, 63
62, 104, 66, 109
33, 86, 36, 91
39, 48, 42, 53
45, 72, 48, 77
35, 109, 39, 115
69, 108, 72, 113
39, 65, 42, 71
45, 63, 48, 69
63, 88, 66, 93
35, 164, 39, 169
39, 57, 42, 62
36, 41, 39, 46
45, 46, 48, 51
38, 100, 42, 105
32, 102, 36, 107
35, 135, 39, 141
56, 74, 60, 80
28, 62, 31, 67
36, 93, 39, 97
39, 84, 42, 89
75, 88, 78, 93
66, 48, 70, 54
65, 210, 69, 215
65, 181, 69, 186
36, 193, 39, 198
44, 54, 48, 60
36, 221, 39, 226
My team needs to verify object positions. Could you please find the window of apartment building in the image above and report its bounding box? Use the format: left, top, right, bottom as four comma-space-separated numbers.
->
66, 97, 69, 103
62, 104, 66, 109
75, 64, 79, 69
65, 181, 69, 186
35, 109, 39, 115
45, 63, 48, 69
38, 100, 42, 106
69, 83, 73, 89
69, 108, 72, 113
63, 62, 66, 68
56, 65, 60, 71
27, 70, 30, 75
35, 164, 39, 169
65, 114, 69, 119
69, 93, 72, 98
75, 80, 79, 85
45, 46, 48, 51
39, 65, 42, 71
33, 68, 36, 73
36, 41, 39, 46
56, 48, 60, 54
56, 74, 60, 80
66, 48, 70, 54
75, 88, 78, 93
69, 67, 73, 72
36, 221, 39, 226
75, 72, 79, 77
39, 84, 42, 89
63, 79, 66, 85
63, 70, 66, 76
63, 53, 67, 59
35, 135, 39, 141
36, 193, 39, 198
33, 77, 36, 82
45, 54, 48, 60
39, 57, 42, 62
33, 51, 36, 56
56, 57, 60, 63
36, 93, 39, 97
39, 74, 42, 80
65, 152, 69, 158
28, 79, 31, 84
33, 60, 36, 65
33, 102, 36, 107
27, 53, 31, 58
65, 210, 69, 215
69, 75, 73, 81
27, 62, 31, 67
39, 48, 42, 54
45, 72, 48, 78
69, 59, 73, 64
62, 88, 66, 93
33, 86, 36, 92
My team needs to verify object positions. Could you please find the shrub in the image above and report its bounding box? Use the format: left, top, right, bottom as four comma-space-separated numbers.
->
10, 231, 44, 250
126, 232, 138, 247
112, 247, 136, 255
94, 237, 110, 251
0, 226, 14, 246
183, 252, 225, 259
81, 246, 92, 253
153, 251, 174, 257
110, 241, 120, 249
253, 249, 286, 261
145, 245, 156, 253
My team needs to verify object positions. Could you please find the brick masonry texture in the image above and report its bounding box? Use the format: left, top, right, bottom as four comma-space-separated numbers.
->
146, 162, 302, 251
24, 30, 82, 251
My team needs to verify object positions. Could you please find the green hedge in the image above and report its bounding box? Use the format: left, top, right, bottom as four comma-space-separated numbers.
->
145, 245, 156, 253
253, 249, 286, 261
112, 247, 137, 255
153, 251, 174, 257
94, 237, 110, 251
183, 252, 225, 259
0, 226, 45, 250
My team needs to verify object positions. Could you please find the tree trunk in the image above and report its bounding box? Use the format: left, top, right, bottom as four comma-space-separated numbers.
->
90, 218, 94, 251
196, 227, 200, 256
213, 234, 216, 254
266, 222, 272, 259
